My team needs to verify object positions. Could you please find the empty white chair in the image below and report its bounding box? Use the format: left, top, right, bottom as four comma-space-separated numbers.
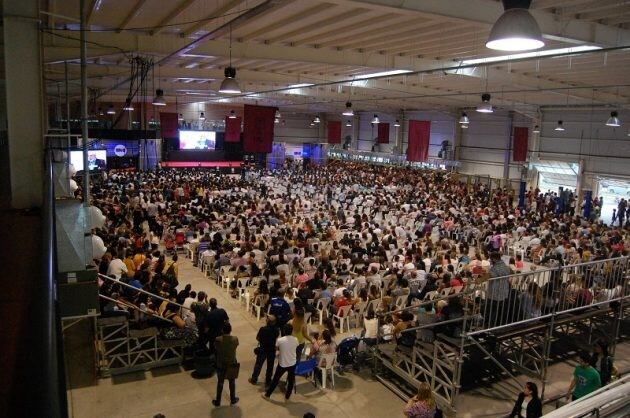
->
333, 305, 353, 333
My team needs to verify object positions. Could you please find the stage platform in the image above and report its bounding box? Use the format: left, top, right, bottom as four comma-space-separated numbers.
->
160, 161, 242, 169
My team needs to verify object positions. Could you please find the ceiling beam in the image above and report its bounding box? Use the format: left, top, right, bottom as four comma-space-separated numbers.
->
150, 0, 198, 36
182, 0, 260, 37
117, 0, 149, 32
327, 0, 630, 46
239, 4, 332, 42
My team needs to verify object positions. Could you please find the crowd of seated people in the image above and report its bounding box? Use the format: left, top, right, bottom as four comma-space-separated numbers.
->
87, 160, 628, 358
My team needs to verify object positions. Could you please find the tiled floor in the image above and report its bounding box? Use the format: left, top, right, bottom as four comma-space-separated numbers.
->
65, 255, 630, 418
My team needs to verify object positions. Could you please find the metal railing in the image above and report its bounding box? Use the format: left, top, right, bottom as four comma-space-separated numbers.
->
327, 148, 459, 169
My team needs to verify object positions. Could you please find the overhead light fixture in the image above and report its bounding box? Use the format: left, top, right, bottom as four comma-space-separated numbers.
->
275, 109, 281, 119
228, 110, 237, 119
98, 107, 104, 116
346, 120, 352, 127
555, 120, 565, 131
486, 0, 544, 51
274, 117, 280, 124
219, 25, 241, 94
371, 114, 380, 124
151, 89, 166, 106
359, 69, 412, 79
533, 125, 540, 133
199, 112, 206, 120
288, 83, 314, 88
461, 123, 469, 129
342, 102, 354, 116
149, 117, 157, 125
394, 119, 401, 127
313, 115, 321, 124
606, 111, 621, 127
309, 122, 315, 127
476, 94, 493, 113
123, 99, 134, 111
178, 113, 184, 122
106, 104, 115, 115
459, 112, 470, 124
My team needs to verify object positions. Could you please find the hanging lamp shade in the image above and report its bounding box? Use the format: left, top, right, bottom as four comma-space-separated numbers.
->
107, 104, 115, 115
476, 93, 493, 113
533, 125, 540, 133
555, 120, 565, 131
123, 99, 134, 111
342, 102, 354, 116
178, 113, 184, 122
394, 119, 401, 127
371, 114, 380, 124
346, 120, 352, 127
606, 111, 621, 127
459, 112, 470, 124
486, 1, 544, 51
228, 110, 237, 119
152, 89, 166, 106
313, 115, 321, 124
219, 67, 241, 94
199, 112, 206, 120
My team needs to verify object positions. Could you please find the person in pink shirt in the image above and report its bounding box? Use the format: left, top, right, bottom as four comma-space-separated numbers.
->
294, 269, 310, 288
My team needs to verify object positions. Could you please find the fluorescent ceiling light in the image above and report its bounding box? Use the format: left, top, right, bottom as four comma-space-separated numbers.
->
461, 45, 601, 66
358, 69, 412, 79
288, 83, 314, 88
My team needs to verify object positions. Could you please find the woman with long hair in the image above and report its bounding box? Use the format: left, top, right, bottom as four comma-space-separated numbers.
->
404, 382, 436, 418
510, 381, 542, 418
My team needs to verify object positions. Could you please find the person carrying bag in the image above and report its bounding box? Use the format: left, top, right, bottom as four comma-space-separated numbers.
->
212, 322, 239, 407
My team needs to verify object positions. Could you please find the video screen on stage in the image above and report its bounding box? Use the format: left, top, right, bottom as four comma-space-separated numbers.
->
70, 150, 107, 172
179, 130, 216, 150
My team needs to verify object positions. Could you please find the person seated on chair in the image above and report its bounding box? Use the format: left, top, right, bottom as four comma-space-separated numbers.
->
309, 329, 337, 384
334, 289, 354, 316
393, 311, 416, 348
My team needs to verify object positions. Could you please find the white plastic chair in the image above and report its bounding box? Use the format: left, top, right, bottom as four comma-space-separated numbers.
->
252, 294, 269, 321
315, 298, 331, 325
333, 305, 353, 333
317, 353, 337, 389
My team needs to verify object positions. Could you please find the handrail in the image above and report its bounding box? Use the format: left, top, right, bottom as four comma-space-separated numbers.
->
98, 294, 174, 324
97, 273, 191, 311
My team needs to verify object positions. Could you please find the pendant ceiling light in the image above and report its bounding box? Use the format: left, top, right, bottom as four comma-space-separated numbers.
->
152, 89, 166, 106
346, 120, 352, 127
178, 113, 184, 122
309, 122, 315, 127
274, 117, 280, 124
275, 109, 281, 119
555, 120, 565, 131
371, 114, 380, 124
123, 98, 134, 111
606, 111, 621, 127
461, 123, 469, 129
533, 125, 540, 133
313, 115, 321, 124
219, 25, 241, 94
107, 104, 115, 115
476, 93, 494, 113
98, 107, 104, 116
394, 119, 401, 127
228, 110, 237, 119
459, 112, 470, 124
486, 0, 544, 51
199, 112, 206, 121
342, 102, 354, 116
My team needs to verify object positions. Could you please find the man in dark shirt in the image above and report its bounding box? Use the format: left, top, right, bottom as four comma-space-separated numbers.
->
249, 315, 280, 387
268, 289, 291, 327
202, 298, 229, 353
213, 322, 239, 407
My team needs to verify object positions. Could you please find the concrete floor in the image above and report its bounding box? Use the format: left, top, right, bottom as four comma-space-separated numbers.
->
65, 255, 630, 418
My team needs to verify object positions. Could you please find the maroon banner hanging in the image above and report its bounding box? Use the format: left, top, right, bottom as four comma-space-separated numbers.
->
327, 121, 341, 144
224, 116, 242, 143
512, 126, 529, 162
243, 104, 276, 153
407, 120, 431, 162
377, 122, 390, 144
159, 112, 179, 138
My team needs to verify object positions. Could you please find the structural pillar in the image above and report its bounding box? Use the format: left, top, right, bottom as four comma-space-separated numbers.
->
503, 111, 515, 187
453, 110, 463, 161
3, 0, 45, 208
353, 114, 360, 150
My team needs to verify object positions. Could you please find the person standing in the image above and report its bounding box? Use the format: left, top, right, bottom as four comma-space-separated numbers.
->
485, 252, 511, 327
212, 322, 239, 407
510, 382, 542, 418
567, 351, 601, 401
590, 341, 613, 386
202, 298, 229, 353
262, 324, 299, 402
249, 315, 280, 388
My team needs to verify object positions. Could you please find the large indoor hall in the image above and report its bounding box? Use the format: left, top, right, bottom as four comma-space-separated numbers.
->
2, 1, 630, 418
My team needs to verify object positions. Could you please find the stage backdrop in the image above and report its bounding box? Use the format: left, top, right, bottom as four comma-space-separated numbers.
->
327, 121, 341, 144
377, 122, 390, 144
225, 116, 242, 143
243, 104, 276, 153
159, 112, 179, 138
512, 126, 529, 162
407, 120, 431, 162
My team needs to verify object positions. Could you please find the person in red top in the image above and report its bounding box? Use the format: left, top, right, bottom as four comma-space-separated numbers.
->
334, 290, 353, 316
449, 275, 464, 288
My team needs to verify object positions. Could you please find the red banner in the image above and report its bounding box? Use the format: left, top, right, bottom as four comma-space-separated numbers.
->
159, 112, 179, 138
407, 120, 431, 162
224, 116, 242, 143
327, 121, 341, 144
243, 104, 276, 153
512, 126, 528, 162
377, 122, 390, 144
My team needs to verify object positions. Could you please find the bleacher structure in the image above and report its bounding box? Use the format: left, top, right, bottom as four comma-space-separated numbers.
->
374, 257, 629, 415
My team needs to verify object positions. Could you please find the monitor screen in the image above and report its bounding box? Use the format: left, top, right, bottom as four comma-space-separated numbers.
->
179, 130, 216, 150
70, 150, 107, 172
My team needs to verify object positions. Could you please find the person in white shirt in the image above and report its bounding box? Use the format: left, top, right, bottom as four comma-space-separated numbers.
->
107, 252, 128, 279
262, 324, 299, 401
